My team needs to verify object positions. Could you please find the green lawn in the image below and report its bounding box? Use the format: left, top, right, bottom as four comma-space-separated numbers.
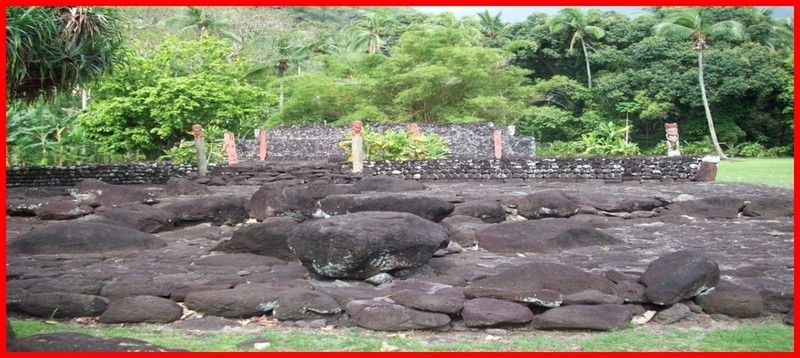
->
715, 158, 794, 188
8, 318, 794, 352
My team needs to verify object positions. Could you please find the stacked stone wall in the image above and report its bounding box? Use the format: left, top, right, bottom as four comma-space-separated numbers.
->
6, 156, 705, 187
235, 123, 535, 161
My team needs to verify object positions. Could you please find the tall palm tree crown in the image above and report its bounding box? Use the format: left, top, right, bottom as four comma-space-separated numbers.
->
347, 13, 394, 55
166, 6, 240, 42
6, 6, 126, 101
653, 8, 744, 159
547, 7, 605, 89
477, 10, 504, 40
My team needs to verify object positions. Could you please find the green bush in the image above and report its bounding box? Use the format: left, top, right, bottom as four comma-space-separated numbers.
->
574, 122, 640, 156
733, 142, 767, 158
764, 144, 793, 158
642, 142, 668, 156
158, 125, 226, 165
339, 125, 451, 161
680, 140, 716, 155
536, 140, 581, 156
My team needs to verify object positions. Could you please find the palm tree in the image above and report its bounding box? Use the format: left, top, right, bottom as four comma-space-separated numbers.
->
347, 13, 393, 55
477, 10, 504, 40
6, 6, 126, 101
653, 8, 744, 159
761, 12, 794, 51
166, 6, 240, 42
547, 7, 605, 89
428, 12, 483, 46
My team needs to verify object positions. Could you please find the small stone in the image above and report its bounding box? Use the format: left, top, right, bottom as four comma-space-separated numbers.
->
631, 310, 656, 325
237, 270, 251, 276
308, 319, 327, 328
445, 241, 464, 254
365, 273, 393, 285
710, 313, 731, 322
253, 342, 271, 350
485, 328, 508, 336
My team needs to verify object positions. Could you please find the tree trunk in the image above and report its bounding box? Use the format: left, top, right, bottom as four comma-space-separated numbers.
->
625, 113, 629, 144
581, 39, 592, 89
697, 51, 727, 159
81, 87, 89, 109
279, 80, 284, 112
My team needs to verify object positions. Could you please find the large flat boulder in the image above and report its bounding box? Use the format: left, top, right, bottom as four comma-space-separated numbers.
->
184, 287, 283, 318
18, 292, 108, 318
532, 304, 633, 331
246, 181, 356, 220
34, 200, 93, 220
516, 190, 580, 219
658, 196, 745, 219
212, 217, 299, 261
160, 195, 249, 226
639, 250, 720, 305
344, 300, 450, 331
389, 288, 467, 315
465, 262, 619, 307
461, 298, 534, 327
27, 275, 104, 295
7, 332, 184, 352
98, 295, 183, 323
318, 193, 454, 222
353, 175, 425, 192
741, 197, 794, 218
71, 179, 154, 207
451, 200, 506, 223
8, 221, 166, 255
694, 281, 764, 318
272, 289, 342, 321
289, 212, 449, 279
474, 218, 623, 254
94, 203, 174, 233
164, 178, 211, 196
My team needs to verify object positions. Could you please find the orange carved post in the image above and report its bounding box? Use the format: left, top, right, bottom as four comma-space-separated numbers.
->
493, 129, 503, 160
222, 131, 239, 165
258, 128, 268, 161
191, 124, 207, 177
351, 121, 364, 173
407, 123, 422, 140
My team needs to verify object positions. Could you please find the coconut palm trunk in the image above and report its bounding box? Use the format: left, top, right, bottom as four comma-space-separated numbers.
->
697, 50, 727, 159
581, 39, 592, 89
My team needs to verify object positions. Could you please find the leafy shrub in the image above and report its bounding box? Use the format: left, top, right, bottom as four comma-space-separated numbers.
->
733, 142, 767, 158
158, 125, 225, 165
764, 144, 793, 158
339, 125, 451, 161
536, 140, 581, 156
642, 142, 668, 156
574, 121, 640, 156
680, 140, 716, 155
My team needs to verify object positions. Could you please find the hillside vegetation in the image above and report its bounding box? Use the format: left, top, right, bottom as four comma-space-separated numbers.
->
6, 6, 793, 164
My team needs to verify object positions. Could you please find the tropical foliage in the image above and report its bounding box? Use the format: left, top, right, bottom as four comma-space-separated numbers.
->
339, 126, 452, 161
6, 6, 126, 101
5, 6, 794, 166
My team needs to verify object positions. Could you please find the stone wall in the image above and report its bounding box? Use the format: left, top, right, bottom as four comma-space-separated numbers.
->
235, 123, 535, 161
6, 156, 708, 187
5, 163, 198, 187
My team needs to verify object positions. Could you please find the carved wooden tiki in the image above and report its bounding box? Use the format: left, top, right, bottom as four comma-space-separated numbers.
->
665, 123, 680, 156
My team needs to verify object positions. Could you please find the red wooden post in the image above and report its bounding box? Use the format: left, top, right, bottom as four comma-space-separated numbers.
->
258, 128, 268, 161
493, 129, 502, 160
351, 121, 364, 173
222, 131, 239, 165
